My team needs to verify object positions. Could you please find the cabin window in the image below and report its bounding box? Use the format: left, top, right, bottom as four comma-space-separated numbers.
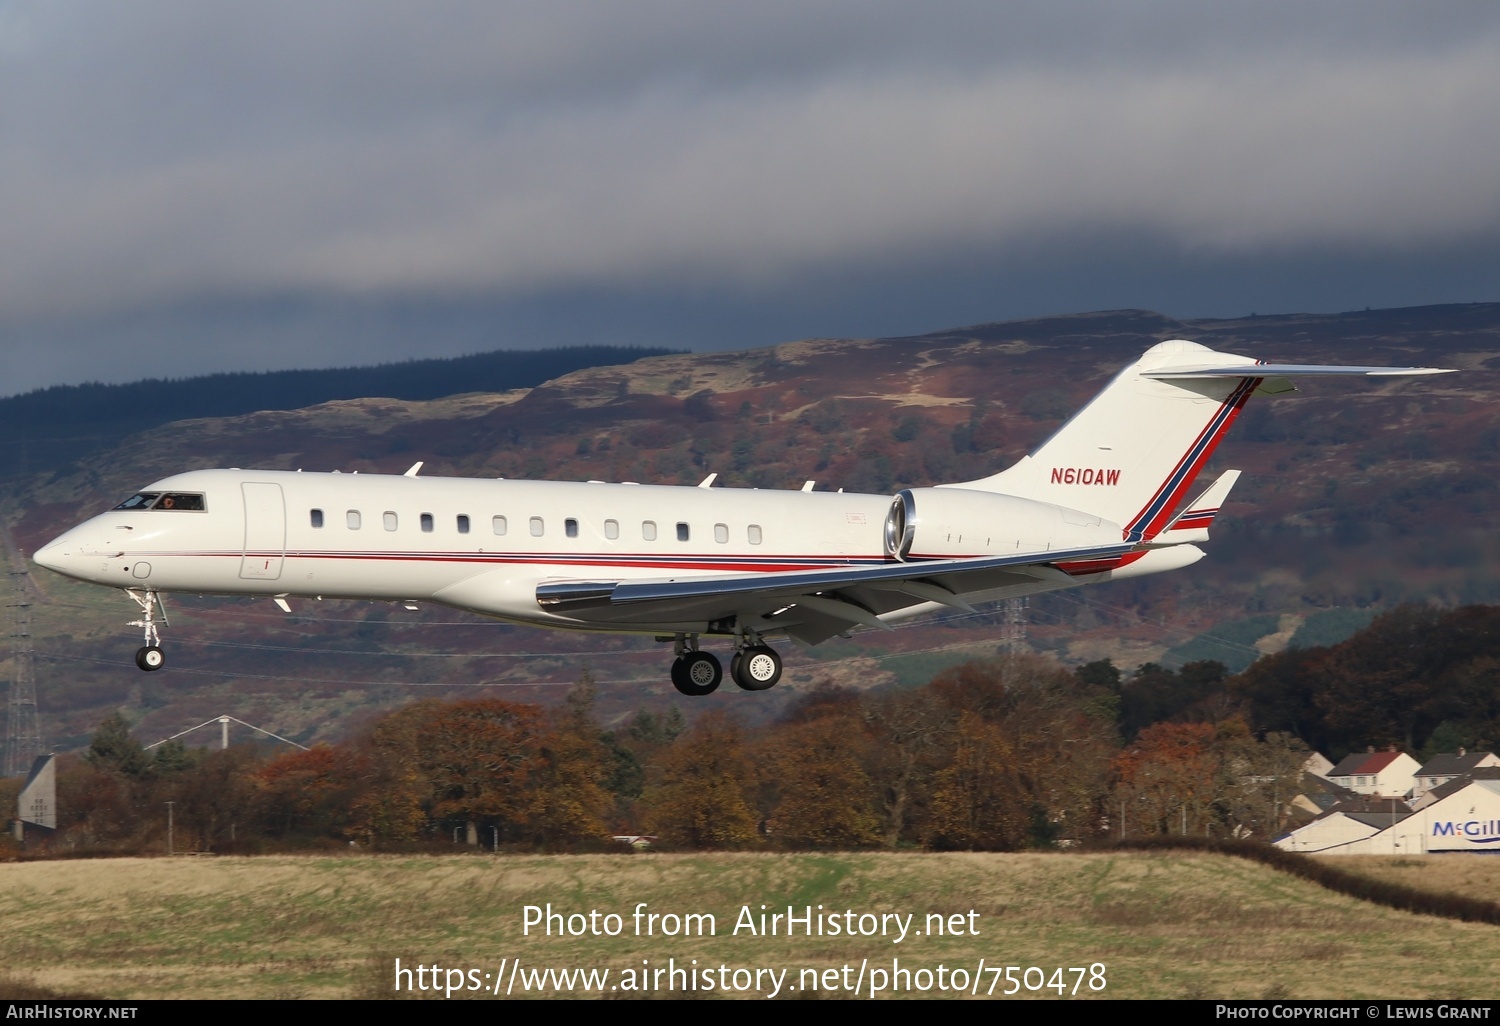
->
457, 514, 470, 534
420, 513, 434, 533
642, 521, 657, 541
310, 509, 324, 528
714, 523, 728, 544
492, 515, 507, 536
384, 511, 398, 531
676, 522, 690, 542
347, 510, 362, 530
748, 525, 763, 545
604, 519, 619, 540
530, 516, 544, 537
565, 518, 579, 538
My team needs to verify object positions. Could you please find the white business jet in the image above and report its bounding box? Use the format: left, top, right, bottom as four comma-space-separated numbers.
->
31, 340, 1451, 695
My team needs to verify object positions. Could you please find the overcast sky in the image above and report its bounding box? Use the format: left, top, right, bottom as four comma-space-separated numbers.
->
2, 1, 1498, 392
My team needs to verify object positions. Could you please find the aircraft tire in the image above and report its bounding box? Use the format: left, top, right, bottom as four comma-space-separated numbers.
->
672, 652, 722, 696
135, 645, 165, 672
731, 645, 781, 691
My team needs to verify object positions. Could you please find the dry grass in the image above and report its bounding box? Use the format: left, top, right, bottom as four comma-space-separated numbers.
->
0, 851, 1495, 1000
1331, 854, 1500, 905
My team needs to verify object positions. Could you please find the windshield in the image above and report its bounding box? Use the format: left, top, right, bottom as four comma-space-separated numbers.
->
112, 492, 207, 511
113, 493, 159, 510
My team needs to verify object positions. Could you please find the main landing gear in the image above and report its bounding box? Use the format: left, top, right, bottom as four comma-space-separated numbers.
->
668, 635, 783, 696
127, 588, 167, 672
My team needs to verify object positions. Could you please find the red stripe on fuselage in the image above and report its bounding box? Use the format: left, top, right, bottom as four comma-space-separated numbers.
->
137, 549, 891, 575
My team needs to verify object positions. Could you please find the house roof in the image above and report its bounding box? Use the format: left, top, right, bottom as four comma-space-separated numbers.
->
1328, 751, 1408, 776
1417, 752, 1497, 777
1302, 797, 1411, 827
1300, 770, 1358, 804
1343, 810, 1413, 829
1327, 754, 1363, 776
1421, 767, 1500, 805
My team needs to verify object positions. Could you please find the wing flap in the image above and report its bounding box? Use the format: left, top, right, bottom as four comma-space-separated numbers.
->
593, 541, 1131, 607
534, 540, 1132, 632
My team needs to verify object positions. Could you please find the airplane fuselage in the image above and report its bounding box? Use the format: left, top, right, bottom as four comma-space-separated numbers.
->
39, 469, 887, 629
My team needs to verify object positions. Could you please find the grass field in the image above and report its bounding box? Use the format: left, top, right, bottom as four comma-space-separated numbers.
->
0, 850, 1496, 1000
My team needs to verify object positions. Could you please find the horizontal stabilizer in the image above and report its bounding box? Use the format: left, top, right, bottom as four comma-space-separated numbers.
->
1143, 364, 1454, 379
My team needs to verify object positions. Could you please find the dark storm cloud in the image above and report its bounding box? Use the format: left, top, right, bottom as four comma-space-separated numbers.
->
1, 2, 1499, 389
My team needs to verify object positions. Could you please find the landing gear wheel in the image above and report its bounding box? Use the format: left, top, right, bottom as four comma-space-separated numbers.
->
671, 651, 722, 696
126, 589, 168, 671
731, 645, 782, 691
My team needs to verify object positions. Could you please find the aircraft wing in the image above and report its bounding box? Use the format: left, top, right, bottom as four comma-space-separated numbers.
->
535, 538, 1135, 644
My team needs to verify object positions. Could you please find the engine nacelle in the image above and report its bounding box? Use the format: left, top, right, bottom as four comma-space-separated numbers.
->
884, 487, 1123, 560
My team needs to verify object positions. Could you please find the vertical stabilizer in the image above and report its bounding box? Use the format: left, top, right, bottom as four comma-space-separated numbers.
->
946, 341, 1261, 542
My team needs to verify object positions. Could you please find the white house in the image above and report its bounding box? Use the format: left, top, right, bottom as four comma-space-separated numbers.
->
1303, 752, 1335, 780
1324, 750, 1420, 799
1411, 750, 1500, 806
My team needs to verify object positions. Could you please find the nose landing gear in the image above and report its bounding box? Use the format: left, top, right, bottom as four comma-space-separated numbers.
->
126, 588, 167, 672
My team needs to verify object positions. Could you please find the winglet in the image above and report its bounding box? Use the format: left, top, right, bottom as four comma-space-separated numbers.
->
404, 462, 424, 477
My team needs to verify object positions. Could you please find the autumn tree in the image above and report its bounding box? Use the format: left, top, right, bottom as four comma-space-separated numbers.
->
862, 688, 947, 847
761, 698, 879, 850
644, 712, 759, 849
1213, 718, 1309, 839
257, 745, 365, 842
172, 747, 265, 851
930, 654, 1119, 845
527, 672, 614, 849
1112, 721, 1220, 836
350, 699, 542, 847
55, 754, 135, 848
925, 711, 1029, 850
1232, 605, 1500, 755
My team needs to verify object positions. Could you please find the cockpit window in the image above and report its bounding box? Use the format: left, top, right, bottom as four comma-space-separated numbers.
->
153, 493, 206, 511
112, 492, 206, 512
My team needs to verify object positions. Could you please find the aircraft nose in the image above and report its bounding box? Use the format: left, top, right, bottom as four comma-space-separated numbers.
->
33, 527, 98, 576
32, 537, 69, 574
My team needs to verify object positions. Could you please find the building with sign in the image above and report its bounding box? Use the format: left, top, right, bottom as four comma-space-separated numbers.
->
1276, 773, 1500, 854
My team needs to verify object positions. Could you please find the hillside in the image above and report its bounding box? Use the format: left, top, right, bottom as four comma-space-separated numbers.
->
0, 344, 680, 479
4, 303, 1497, 752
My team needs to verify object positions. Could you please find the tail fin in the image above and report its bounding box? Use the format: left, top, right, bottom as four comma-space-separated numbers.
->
947, 339, 1452, 543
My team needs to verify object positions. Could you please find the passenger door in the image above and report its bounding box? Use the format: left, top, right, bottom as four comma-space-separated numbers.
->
240, 482, 286, 580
